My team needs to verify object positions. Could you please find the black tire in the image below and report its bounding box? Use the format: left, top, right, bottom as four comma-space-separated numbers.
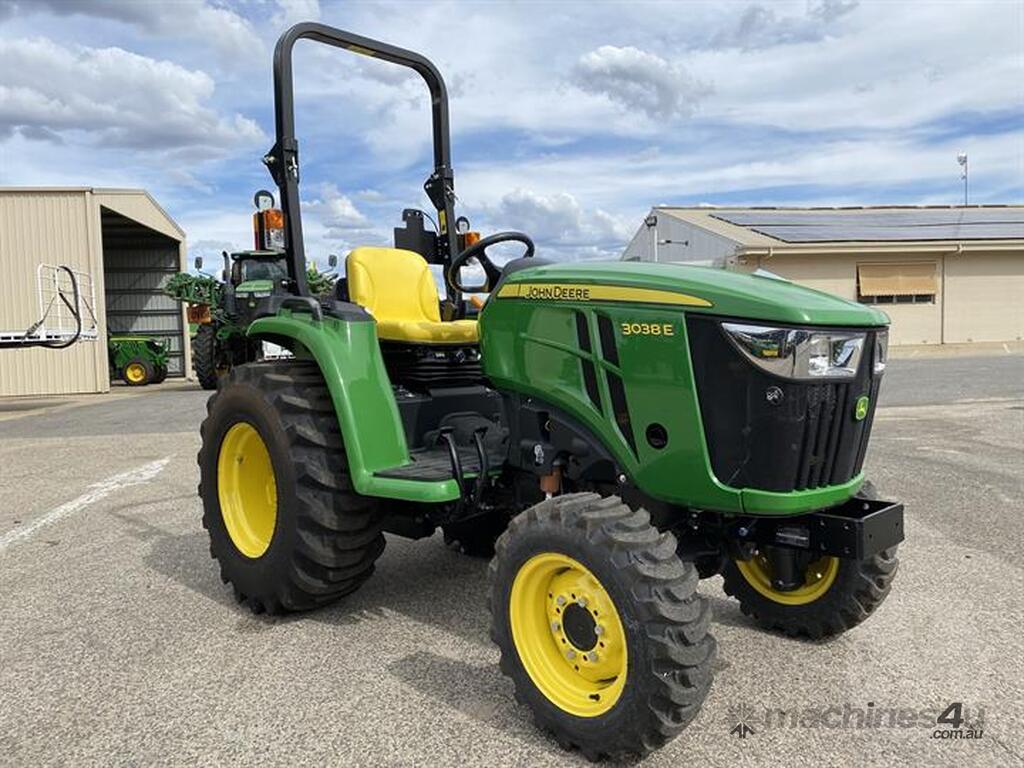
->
198, 360, 385, 614
152, 365, 168, 384
121, 357, 153, 386
721, 481, 899, 639
193, 324, 220, 390
488, 493, 715, 760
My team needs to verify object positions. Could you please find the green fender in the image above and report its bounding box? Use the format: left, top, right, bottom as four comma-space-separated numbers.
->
247, 311, 461, 503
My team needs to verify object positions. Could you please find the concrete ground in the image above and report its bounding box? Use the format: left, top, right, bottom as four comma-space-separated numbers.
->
0, 354, 1021, 767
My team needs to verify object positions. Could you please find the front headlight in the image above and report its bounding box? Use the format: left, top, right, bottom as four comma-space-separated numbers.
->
722, 322, 866, 380
874, 329, 889, 375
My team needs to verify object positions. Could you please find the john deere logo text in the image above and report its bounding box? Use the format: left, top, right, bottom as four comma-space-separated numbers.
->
854, 395, 870, 421
523, 284, 591, 301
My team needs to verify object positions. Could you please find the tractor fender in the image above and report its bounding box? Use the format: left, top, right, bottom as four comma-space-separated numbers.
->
247, 312, 459, 501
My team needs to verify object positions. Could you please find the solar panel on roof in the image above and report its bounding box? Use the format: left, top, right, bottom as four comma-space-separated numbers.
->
709, 209, 1024, 243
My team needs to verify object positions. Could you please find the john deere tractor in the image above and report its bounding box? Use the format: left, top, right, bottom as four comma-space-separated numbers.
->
198, 24, 903, 760
107, 335, 168, 386
168, 204, 337, 389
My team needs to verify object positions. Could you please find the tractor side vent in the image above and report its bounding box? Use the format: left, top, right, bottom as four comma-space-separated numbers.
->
574, 312, 602, 414
605, 371, 637, 455
596, 315, 619, 366
595, 313, 635, 454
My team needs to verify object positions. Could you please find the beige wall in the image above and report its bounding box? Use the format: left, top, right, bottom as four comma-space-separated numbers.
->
943, 250, 1024, 343
736, 248, 1023, 345
0, 191, 109, 396
737, 251, 944, 345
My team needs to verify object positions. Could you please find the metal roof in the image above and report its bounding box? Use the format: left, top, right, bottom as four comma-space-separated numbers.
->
710, 208, 1024, 243
0, 187, 185, 241
656, 206, 1024, 250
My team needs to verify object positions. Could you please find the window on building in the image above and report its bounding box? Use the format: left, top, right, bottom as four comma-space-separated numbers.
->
857, 262, 937, 305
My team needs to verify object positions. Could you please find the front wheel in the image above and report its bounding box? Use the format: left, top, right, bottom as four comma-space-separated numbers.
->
721, 480, 899, 639
192, 324, 221, 390
721, 547, 899, 639
488, 493, 715, 760
121, 357, 153, 386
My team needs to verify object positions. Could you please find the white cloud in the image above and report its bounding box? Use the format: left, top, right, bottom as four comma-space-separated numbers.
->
0, 37, 264, 158
573, 45, 712, 120
459, 129, 1023, 213
302, 183, 371, 234
1, 0, 1019, 264
712, 0, 859, 50
272, 0, 321, 30
3, 0, 264, 62
479, 189, 634, 259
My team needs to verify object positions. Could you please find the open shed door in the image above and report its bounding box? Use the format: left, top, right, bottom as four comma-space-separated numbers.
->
101, 208, 186, 376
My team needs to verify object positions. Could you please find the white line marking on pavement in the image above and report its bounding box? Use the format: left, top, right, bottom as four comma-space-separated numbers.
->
0, 457, 171, 552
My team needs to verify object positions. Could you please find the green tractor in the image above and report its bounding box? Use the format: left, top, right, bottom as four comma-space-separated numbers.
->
166, 245, 287, 390
167, 216, 337, 390
198, 24, 903, 760
107, 335, 169, 386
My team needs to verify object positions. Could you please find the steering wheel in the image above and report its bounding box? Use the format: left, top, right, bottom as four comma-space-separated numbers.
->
447, 231, 535, 293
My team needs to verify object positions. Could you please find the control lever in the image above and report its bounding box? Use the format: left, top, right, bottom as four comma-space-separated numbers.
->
471, 426, 490, 506
437, 427, 466, 506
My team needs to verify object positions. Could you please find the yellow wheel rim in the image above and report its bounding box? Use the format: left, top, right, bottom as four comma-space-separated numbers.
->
509, 553, 627, 717
217, 422, 277, 558
736, 552, 840, 606
125, 363, 146, 384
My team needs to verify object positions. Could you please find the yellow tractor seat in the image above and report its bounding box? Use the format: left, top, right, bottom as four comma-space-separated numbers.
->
346, 246, 478, 344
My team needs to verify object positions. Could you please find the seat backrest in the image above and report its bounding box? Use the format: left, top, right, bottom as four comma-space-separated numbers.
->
346, 247, 441, 323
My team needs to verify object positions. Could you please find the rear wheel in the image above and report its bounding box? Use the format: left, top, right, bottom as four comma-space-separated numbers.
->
198, 360, 385, 613
121, 357, 153, 386
193, 324, 221, 390
489, 493, 715, 760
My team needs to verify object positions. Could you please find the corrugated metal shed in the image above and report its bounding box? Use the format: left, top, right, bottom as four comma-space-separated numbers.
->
0, 188, 190, 397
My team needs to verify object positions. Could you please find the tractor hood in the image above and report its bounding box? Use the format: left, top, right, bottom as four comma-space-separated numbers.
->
235, 279, 274, 295
499, 261, 888, 327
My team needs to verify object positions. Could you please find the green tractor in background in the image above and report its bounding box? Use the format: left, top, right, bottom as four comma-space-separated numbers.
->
165, 198, 337, 389
107, 335, 168, 386
197, 24, 904, 760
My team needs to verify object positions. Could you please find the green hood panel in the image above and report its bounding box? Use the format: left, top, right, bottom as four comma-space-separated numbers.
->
235, 279, 274, 295
503, 261, 889, 327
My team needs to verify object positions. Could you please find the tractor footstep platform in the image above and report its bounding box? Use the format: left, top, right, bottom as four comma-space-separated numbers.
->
375, 444, 504, 482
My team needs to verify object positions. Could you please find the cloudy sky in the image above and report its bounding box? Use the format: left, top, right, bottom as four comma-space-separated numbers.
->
1, 0, 1021, 266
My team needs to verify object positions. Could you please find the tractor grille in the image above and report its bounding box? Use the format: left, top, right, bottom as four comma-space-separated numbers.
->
686, 315, 881, 493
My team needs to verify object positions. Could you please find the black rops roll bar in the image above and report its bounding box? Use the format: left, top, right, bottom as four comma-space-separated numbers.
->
263, 23, 459, 300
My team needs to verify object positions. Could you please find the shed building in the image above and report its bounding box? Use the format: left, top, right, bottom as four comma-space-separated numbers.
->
0, 188, 191, 396
622, 206, 1024, 346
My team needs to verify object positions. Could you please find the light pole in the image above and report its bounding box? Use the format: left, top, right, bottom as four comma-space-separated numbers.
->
644, 214, 658, 261
957, 152, 968, 205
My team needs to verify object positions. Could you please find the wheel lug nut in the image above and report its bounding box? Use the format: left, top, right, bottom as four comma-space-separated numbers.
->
577, 597, 587, 607
566, 650, 576, 660
594, 625, 604, 636
586, 652, 598, 662
555, 595, 566, 606
550, 621, 560, 632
